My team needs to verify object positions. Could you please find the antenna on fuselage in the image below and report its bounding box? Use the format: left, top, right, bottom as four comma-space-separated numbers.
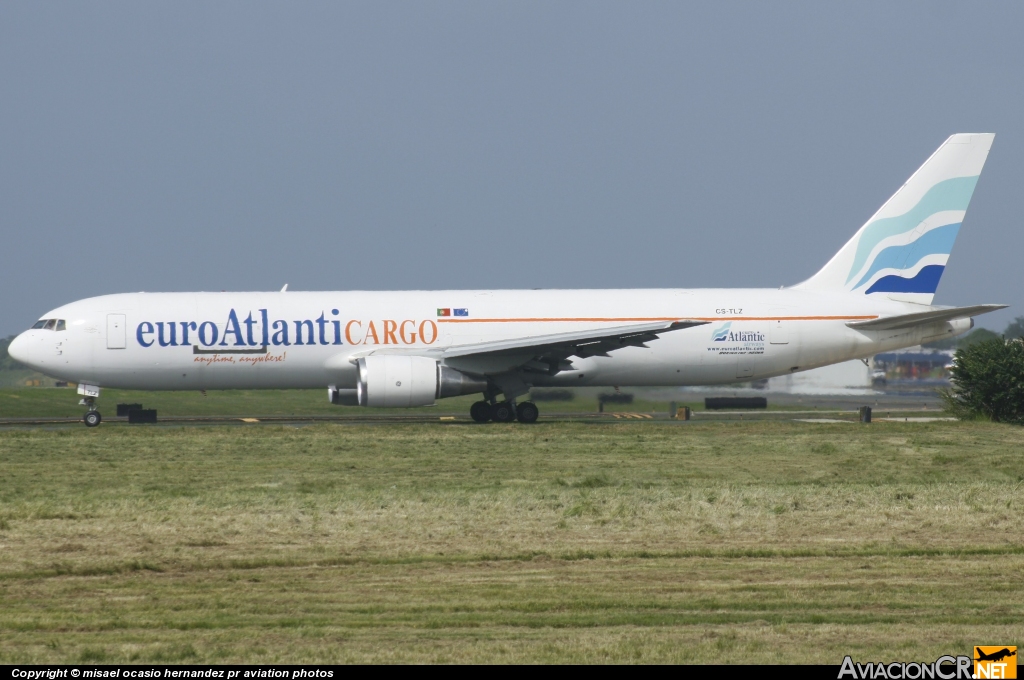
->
280, 284, 288, 292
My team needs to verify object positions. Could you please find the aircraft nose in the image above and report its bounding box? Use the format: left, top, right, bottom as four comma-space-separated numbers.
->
7, 332, 38, 368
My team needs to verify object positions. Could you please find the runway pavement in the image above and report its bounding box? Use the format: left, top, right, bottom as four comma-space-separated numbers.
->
0, 406, 948, 427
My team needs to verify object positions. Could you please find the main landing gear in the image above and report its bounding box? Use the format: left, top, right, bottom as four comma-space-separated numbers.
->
470, 400, 539, 424
515, 401, 539, 423
469, 401, 491, 423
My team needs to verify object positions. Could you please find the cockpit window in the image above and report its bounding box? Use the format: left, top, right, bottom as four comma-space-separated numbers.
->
31, 319, 66, 331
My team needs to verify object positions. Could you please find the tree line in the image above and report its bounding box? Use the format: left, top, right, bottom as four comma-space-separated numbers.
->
942, 316, 1024, 424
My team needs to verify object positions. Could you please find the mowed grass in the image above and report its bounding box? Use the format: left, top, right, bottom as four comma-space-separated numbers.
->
0, 420, 1022, 663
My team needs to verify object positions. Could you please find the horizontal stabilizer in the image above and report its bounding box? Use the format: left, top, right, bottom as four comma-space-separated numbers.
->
846, 304, 1006, 331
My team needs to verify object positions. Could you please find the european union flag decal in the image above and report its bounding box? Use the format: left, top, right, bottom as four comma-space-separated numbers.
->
454, 308, 469, 317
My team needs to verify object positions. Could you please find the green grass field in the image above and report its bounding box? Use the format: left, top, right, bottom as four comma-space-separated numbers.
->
1, 416, 1022, 663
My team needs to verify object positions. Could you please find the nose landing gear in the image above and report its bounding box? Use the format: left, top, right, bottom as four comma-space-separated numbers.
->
78, 384, 102, 427
83, 409, 102, 427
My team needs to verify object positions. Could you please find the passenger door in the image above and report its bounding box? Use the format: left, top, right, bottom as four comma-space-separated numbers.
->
769, 308, 789, 345
107, 314, 126, 349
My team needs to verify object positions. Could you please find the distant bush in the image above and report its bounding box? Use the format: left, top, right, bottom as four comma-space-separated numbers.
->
1005, 315, 1024, 340
924, 327, 999, 350
598, 393, 634, 404
529, 389, 575, 402
941, 338, 1024, 423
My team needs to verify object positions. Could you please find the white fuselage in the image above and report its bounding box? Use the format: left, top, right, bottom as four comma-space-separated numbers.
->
10, 289, 967, 392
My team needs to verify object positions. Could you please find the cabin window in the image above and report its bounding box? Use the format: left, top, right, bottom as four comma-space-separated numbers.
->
32, 320, 47, 329
42, 319, 56, 330
56, 320, 66, 331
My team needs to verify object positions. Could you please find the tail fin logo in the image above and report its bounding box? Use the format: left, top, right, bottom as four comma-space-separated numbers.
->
846, 175, 976, 296
712, 322, 732, 342
845, 176, 977, 289
791, 133, 994, 305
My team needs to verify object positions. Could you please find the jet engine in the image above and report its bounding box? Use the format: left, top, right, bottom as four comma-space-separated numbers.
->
354, 355, 487, 407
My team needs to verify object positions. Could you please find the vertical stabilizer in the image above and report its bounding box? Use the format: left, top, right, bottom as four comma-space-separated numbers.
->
793, 133, 994, 304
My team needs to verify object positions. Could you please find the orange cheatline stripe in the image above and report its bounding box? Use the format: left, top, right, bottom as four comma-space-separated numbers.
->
705, 315, 879, 321
438, 317, 679, 323
436, 315, 878, 323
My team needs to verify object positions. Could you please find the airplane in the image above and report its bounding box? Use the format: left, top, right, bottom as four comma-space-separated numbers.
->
7, 133, 1007, 427
975, 648, 1016, 663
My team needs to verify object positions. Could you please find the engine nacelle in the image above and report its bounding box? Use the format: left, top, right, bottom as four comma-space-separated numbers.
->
357, 356, 436, 407
354, 356, 488, 407
921, 317, 973, 344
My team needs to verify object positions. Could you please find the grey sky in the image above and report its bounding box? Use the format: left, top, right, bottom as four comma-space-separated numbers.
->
2, 1, 1022, 337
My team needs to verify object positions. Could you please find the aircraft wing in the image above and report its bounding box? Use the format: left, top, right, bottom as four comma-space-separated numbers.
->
341, 319, 705, 379
333, 319, 708, 377
441, 319, 707, 371
846, 304, 1007, 331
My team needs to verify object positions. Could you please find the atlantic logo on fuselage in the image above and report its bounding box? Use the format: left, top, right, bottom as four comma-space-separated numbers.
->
711, 323, 732, 341
135, 309, 439, 348
711, 322, 765, 343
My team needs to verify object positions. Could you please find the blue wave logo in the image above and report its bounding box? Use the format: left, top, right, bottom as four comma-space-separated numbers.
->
852, 223, 960, 290
711, 322, 731, 342
846, 175, 978, 285
864, 265, 945, 295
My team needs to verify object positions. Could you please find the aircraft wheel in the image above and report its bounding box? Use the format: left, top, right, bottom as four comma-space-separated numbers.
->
470, 400, 491, 423
491, 401, 516, 423
516, 401, 539, 424
84, 411, 102, 428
